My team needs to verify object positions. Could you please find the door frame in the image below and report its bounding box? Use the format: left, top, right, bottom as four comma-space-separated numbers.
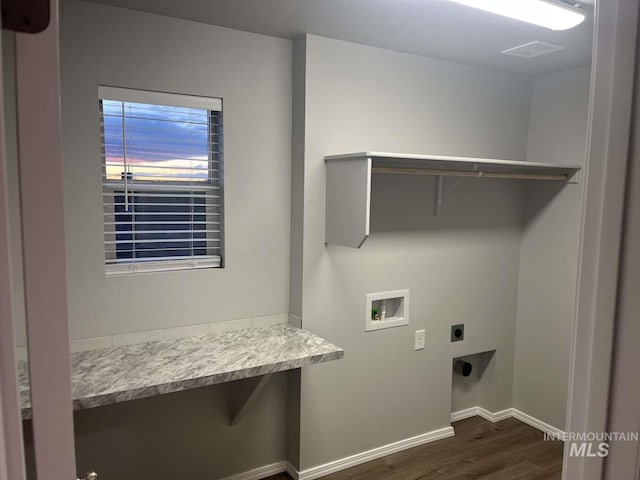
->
564, 0, 639, 479
6, 0, 77, 478
603, 29, 640, 477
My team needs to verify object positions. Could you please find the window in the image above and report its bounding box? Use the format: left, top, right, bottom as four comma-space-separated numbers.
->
99, 87, 224, 274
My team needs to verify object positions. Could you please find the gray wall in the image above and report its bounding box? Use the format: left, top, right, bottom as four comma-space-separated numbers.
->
71, 375, 289, 480
513, 66, 590, 430
59, 0, 292, 340
295, 34, 532, 469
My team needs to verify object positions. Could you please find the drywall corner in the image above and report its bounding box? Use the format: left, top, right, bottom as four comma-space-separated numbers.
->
289, 35, 307, 319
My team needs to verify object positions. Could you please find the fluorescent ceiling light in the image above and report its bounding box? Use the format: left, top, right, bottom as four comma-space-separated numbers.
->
449, 0, 585, 31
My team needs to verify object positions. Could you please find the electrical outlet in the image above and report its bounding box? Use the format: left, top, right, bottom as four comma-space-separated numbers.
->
451, 324, 464, 342
414, 329, 426, 350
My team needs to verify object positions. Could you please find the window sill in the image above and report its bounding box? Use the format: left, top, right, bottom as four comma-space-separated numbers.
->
105, 256, 221, 275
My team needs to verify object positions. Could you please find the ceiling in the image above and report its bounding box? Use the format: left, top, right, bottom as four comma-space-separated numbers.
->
81, 0, 594, 76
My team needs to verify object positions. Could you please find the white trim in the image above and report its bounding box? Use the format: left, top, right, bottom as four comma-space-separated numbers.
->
565, 0, 638, 479
363, 157, 371, 239
604, 46, 640, 477
98, 85, 222, 111
295, 427, 454, 480
450, 407, 566, 438
16, 1, 77, 476
218, 461, 287, 480
511, 409, 566, 438
450, 406, 511, 423
286, 462, 300, 480
105, 255, 221, 275
450, 407, 482, 422
325, 151, 581, 170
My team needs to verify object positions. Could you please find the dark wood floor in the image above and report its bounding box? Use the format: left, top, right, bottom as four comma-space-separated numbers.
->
264, 416, 563, 480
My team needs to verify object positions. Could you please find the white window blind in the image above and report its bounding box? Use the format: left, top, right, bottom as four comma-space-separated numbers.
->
99, 87, 224, 274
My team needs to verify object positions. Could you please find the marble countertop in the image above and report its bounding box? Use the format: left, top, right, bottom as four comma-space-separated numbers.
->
19, 324, 343, 419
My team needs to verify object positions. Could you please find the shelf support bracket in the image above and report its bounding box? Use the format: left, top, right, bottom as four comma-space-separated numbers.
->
229, 373, 274, 426
435, 175, 444, 216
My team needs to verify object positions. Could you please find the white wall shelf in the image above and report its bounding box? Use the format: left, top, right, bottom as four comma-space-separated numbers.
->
325, 152, 582, 248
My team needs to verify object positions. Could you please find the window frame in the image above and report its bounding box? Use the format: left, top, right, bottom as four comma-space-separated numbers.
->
99, 86, 224, 275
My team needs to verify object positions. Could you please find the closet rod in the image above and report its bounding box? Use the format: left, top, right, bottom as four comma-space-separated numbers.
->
371, 167, 569, 181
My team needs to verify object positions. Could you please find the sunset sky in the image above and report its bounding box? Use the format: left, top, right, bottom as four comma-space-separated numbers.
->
102, 100, 211, 182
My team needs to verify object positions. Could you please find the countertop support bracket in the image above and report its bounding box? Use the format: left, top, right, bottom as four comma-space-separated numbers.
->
229, 373, 274, 426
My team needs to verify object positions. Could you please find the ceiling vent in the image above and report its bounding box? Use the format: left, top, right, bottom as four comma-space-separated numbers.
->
501, 41, 565, 58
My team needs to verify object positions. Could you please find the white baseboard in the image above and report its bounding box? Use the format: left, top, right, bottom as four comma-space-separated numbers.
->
285, 462, 299, 480
293, 426, 454, 480
450, 406, 511, 423
450, 406, 565, 438
219, 461, 288, 480
511, 409, 565, 438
